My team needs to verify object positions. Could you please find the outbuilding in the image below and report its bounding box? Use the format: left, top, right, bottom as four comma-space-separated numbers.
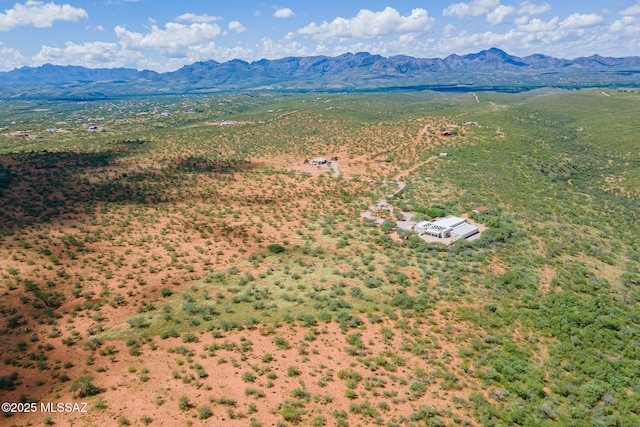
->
450, 222, 479, 239
308, 158, 327, 165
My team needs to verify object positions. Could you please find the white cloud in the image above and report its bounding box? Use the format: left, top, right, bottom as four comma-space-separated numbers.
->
443, 0, 516, 25
175, 13, 221, 23
174, 42, 254, 64
259, 37, 308, 58
517, 16, 559, 32
273, 8, 295, 19
0, 0, 87, 31
443, 23, 457, 37
33, 41, 144, 69
443, 0, 500, 19
0, 43, 25, 71
487, 5, 516, 24
298, 7, 434, 40
610, 16, 640, 35
228, 20, 246, 33
517, 1, 551, 16
514, 15, 529, 25
560, 13, 604, 29
115, 22, 222, 54
620, 3, 640, 16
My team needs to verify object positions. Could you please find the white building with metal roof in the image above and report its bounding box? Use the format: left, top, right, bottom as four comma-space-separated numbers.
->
450, 222, 479, 239
414, 216, 478, 239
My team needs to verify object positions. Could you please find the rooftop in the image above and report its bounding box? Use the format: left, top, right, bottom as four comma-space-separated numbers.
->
450, 222, 478, 236
417, 216, 467, 231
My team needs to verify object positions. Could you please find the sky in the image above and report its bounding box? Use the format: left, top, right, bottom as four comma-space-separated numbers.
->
0, 0, 640, 72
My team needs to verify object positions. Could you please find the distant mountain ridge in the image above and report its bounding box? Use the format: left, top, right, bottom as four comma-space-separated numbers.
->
2, 48, 639, 99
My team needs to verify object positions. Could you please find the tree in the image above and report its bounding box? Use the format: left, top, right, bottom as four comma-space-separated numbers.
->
70, 375, 100, 398
380, 219, 396, 234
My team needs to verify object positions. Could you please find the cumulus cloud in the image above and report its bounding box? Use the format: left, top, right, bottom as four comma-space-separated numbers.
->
33, 40, 144, 68
273, 8, 295, 18
560, 13, 604, 29
443, 0, 518, 25
228, 20, 246, 33
174, 42, 254, 64
259, 36, 309, 58
442, 23, 457, 37
298, 7, 434, 40
115, 22, 222, 54
0, 0, 87, 31
610, 16, 639, 34
442, 0, 500, 19
514, 15, 529, 25
619, 3, 640, 16
175, 13, 221, 23
517, 16, 559, 32
0, 43, 26, 71
487, 5, 516, 24
517, 1, 551, 16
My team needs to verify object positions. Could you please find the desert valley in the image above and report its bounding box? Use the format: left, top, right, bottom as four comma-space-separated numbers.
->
1, 86, 639, 427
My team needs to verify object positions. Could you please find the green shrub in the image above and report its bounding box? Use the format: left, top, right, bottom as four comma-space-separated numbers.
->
70, 375, 100, 398
267, 244, 285, 254
273, 336, 290, 350
280, 405, 302, 424
242, 372, 257, 382
287, 366, 301, 377
178, 395, 191, 410
182, 333, 199, 343
0, 372, 19, 391
198, 405, 212, 419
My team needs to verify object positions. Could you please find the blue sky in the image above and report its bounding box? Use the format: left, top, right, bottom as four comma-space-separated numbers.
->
0, 0, 639, 72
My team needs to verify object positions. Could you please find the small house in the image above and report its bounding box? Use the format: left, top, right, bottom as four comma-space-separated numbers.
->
308, 158, 327, 166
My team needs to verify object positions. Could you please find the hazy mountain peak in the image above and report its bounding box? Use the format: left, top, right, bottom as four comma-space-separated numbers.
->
1, 48, 639, 99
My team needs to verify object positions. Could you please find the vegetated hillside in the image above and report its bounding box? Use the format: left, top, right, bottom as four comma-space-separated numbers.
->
0, 89, 638, 426
2, 48, 640, 99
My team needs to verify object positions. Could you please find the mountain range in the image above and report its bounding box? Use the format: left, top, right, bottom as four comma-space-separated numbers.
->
2, 48, 639, 99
